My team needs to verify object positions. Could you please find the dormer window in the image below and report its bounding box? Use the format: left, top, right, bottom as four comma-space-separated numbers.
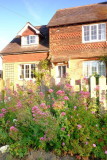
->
21, 35, 39, 46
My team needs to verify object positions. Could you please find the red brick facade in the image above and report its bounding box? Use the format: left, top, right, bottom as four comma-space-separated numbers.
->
22, 26, 36, 36
49, 22, 107, 59
3, 53, 48, 63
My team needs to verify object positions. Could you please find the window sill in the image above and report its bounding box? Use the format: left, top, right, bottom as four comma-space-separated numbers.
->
82, 40, 106, 44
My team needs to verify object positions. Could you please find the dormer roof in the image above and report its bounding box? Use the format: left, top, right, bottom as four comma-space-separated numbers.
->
48, 2, 107, 27
18, 22, 40, 36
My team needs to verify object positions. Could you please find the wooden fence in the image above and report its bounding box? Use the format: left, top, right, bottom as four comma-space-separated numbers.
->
0, 76, 107, 109
70, 76, 107, 110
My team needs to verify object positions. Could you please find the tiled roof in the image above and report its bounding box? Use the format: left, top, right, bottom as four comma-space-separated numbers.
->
48, 2, 107, 27
1, 25, 49, 55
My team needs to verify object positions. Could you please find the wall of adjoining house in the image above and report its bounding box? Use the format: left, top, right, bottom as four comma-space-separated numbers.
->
49, 22, 107, 80
3, 52, 48, 88
51, 59, 85, 81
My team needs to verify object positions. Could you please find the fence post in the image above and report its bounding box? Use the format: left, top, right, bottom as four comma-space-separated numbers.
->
70, 79, 75, 90
99, 76, 107, 110
0, 79, 4, 92
90, 76, 96, 98
80, 78, 84, 91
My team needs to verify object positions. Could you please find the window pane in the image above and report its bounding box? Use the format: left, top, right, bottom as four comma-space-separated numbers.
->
58, 66, 61, 78
25, 65, 30, 78
27, 36, 29, 44
62, 66, 66, 77
83, 62, 89, 77
91, 61, 97, 75
20, 65, 24, 79
98, 62, 106, 76
31, 64, 36, 78
91, 25, 97, 40
98, 24, 106, 40
30, 36, 36, 44
84, 26, 90, 41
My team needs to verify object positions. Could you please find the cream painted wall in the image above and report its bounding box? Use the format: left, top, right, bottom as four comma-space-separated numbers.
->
3, 61, 39, 89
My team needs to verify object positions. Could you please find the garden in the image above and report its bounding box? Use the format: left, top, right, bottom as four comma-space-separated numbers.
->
0, 80, 107, 160
0, 60, 107, 160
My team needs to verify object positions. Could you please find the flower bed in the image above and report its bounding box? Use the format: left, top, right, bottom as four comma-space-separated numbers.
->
0, 82, 107, 159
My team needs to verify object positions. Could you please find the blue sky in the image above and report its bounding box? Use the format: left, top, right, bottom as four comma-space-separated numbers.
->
0, 0, 105, 51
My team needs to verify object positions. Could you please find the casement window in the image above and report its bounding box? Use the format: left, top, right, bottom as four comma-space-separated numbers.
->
83, 61, 106, 77
82, 23, 106, 43
57, 65, 66, 78
19, 64, 36, 79
21, 35, 39, 45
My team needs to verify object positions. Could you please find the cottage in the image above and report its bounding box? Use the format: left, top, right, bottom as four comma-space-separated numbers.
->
1, 22, 49, 87
48, 2, 107, 83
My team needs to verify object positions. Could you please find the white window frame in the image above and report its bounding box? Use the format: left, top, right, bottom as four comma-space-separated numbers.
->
83, 61, 106, 78
82, 23, 106, 43
21, 35, 39, 46
19, 63, 36, 80
56, 65, 67, 78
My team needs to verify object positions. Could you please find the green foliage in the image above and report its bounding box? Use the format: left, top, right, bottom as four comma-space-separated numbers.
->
34, 60, 51, 86
100, 55, 107, 64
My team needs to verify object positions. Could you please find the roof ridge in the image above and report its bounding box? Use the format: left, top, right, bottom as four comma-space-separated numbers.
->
57, 2, 105, 11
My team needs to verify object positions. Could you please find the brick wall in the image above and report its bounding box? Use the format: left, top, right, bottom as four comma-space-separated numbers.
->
49, 22, 107, 59
22, 26, 36, 36
3, 53, 48, 63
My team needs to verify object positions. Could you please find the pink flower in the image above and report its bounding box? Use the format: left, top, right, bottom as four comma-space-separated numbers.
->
92, 111, 95, 114
0, 113, 4, 118
105, 150, 107, 154
61, 127, 65, 131
85, 141, 88, 145
64, 96, 69, 100
61, 112, 66, 116
16, 101, 22, 108
66, 83, 72, 88
1, 108, 7, 113
10, 126, 18, 132
68, 134, 70, 136
94, 85, 99, 91
48, 89, 53, 93
56, 90, 65, 95
40, 103, 46, 107
39, 92, 44, 96
93, 144, 96, 147
74, 106, 77, 110
40, 137, 45, 141
32, 106, 39, 111
77, 124, 82, 129
62, 142, 65, 146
